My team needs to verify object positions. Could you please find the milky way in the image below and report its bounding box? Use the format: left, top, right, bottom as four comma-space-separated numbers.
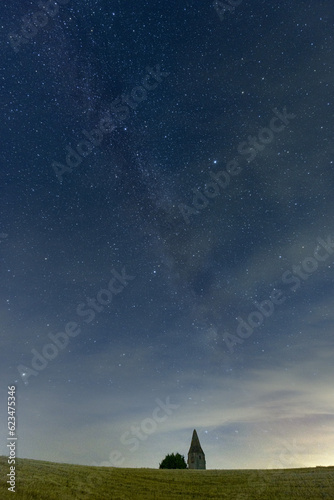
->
1, 0, 334, 469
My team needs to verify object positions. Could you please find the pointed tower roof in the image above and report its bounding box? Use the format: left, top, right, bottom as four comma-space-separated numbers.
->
188, 429, 204, 454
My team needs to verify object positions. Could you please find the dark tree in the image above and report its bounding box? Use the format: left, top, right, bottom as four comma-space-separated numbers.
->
159, 452, 187, 469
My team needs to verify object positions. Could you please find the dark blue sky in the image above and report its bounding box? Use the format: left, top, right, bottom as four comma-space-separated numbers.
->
1, 0, 334, 469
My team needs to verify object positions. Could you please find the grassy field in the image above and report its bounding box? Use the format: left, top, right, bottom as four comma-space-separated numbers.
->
0, 456, 333, 499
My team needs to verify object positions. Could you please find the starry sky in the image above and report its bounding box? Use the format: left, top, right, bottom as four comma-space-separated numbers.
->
1, 0, 334, 470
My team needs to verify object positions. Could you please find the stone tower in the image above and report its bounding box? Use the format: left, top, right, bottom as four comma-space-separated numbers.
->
187, 429, 206, 469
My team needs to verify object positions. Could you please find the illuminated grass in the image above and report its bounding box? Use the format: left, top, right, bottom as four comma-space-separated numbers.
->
0, 456, 333, 499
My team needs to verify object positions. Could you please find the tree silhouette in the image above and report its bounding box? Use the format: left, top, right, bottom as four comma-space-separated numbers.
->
159, 452, 187, 469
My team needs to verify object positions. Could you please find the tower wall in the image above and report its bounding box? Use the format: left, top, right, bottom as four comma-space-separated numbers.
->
187, 451, 206, 469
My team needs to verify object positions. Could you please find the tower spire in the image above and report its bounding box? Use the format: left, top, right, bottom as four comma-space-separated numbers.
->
187, 429, 206, 469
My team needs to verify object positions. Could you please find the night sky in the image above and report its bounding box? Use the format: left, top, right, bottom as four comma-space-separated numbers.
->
1, 0, 334, 470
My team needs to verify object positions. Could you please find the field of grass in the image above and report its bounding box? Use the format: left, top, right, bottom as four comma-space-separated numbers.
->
0, 456, 333, 499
